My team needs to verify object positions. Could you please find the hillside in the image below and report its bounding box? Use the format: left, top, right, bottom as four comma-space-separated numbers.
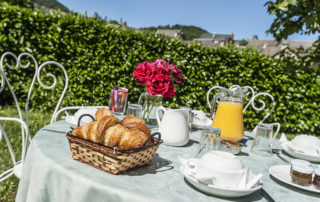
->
32, 0, 69, 12
141, 24, 210, 41
4, 0, 69, 12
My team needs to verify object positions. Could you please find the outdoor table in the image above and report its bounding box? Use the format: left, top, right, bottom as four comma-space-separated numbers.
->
16, 119, 320, 202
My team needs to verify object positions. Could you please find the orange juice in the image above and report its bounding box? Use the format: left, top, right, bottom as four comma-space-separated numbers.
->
211, 102, 244, 142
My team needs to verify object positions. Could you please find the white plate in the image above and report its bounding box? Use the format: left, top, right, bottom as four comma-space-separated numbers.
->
269, 165, 320, 194
191, 119, 212, 130
180, 165, 262, 198
282, 143, 320, 163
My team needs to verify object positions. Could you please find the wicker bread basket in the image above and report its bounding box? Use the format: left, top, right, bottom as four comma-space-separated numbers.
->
66, 131, 162, 175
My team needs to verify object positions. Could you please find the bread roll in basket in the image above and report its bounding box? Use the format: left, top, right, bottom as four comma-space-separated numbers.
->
66, 108, 162, 174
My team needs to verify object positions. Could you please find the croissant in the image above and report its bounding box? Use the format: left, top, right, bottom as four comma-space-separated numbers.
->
129, 128, 150, 145
118, 129, 143, 150
96, 107, 113, 121
122, 115, 151, 137
104, 124, 128, 147
72, 122, 91, 139
72, 113, 151, 150
73, 115, 120, 144
122, 115, 145, 125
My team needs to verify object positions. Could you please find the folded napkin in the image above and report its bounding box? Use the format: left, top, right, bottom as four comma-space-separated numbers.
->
279, 133, 288, 144
65, 108, 98, 126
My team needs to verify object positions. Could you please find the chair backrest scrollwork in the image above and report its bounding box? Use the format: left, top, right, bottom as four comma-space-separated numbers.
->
206, 84, 276, 132
0, 52, 69, 125
0, 52, 68, 180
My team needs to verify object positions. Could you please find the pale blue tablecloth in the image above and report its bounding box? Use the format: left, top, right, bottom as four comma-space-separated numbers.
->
16, 120, 320, 202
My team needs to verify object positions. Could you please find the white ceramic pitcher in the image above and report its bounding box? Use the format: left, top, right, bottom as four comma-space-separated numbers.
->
156, 106, 190, 146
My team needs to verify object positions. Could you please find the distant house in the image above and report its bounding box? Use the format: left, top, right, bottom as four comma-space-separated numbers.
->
155, 29, 183, 40
272, 46, 305, 59
247, 39, 314, 57
193, 33, 234, 47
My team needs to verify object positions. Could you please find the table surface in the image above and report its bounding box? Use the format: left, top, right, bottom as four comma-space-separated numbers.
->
16, 119, 320, 202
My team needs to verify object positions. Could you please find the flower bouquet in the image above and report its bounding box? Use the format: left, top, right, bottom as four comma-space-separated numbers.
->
133, 59, 183, 125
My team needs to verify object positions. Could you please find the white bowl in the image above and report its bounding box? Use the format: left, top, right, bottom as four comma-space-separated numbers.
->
290, 135, 320, 155
197, 151, 245, 188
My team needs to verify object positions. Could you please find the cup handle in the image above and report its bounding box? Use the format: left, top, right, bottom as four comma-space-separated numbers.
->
156, 106, 166, 127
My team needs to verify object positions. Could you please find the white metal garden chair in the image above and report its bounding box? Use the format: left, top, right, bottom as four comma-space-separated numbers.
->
0, 118, 28, 181
0, 52, 68, 180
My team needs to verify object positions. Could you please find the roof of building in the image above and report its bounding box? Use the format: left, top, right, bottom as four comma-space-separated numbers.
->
195, 33, 233, 42
155, 29, 182, 38
247, 39, 314, 56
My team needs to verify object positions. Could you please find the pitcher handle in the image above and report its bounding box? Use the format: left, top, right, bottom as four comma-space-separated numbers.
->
156, 106, 166, 127
206, 86, 225, 110
272, 122, 281, 139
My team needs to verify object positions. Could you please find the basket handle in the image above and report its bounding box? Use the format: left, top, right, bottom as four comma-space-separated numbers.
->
77, 114, 95, 127
143, 132, 161, 147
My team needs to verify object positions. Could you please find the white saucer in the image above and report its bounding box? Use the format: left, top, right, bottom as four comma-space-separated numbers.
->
282, 143, 320, 163
65, 108, 98, 126
191, 119, 212, 130
180, 165, 262, 198
269, 165, 320, 194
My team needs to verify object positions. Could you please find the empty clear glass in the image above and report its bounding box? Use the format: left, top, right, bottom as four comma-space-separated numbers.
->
250, 123, 274, 157
196, 127, 221, 158
127, 103, 143, 118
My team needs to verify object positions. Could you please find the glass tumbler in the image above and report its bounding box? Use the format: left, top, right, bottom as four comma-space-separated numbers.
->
127, 103, 143, 118
196, 126, 221, 158
250, 123, 273, 157
109, 87, 128, 115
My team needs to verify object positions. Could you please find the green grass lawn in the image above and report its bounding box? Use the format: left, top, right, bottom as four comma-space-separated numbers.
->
0, 106, 51, 201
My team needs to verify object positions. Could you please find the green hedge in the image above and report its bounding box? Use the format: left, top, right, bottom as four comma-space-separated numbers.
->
0, 2, 319, 135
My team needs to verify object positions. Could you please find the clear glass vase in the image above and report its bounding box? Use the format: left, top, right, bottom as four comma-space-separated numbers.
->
138, 91, 163, 126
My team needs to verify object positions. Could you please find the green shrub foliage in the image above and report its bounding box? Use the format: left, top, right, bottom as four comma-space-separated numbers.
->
0, 2, 319, 135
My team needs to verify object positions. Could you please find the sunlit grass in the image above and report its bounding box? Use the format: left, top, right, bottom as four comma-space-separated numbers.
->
0, 106, 52, 201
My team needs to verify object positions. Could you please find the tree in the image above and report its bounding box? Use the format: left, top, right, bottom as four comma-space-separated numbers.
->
265, 0, 320, 64
265, 0, 320, 40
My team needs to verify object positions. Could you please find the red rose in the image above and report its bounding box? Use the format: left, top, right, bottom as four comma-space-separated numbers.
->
154, 59, 169, 69
162, 80, 176, 98
133, 59, 182, 98
132, 62, 155, 85
169, 64, 183, 84
146, 72, 173, 97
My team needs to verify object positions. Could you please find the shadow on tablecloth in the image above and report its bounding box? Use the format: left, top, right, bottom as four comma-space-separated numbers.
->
123, 153, 173, 176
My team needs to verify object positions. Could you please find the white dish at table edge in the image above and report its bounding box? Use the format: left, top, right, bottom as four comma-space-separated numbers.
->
180, 164, 262, 198
281, 143, 320, 163
269, 165, 320, 194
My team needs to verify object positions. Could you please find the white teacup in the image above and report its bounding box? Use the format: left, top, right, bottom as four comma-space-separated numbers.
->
191, 110, 208, 124
189, 151, 245, 188
290, 135, 320, 156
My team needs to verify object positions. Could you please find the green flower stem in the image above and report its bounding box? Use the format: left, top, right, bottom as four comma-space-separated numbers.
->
141, 92, 163, 125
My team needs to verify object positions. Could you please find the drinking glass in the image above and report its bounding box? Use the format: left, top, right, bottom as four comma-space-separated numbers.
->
250, 123, 273, 157
127, 103, 143, 118
195, 126, 221, 158
109, 87, 128, 115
